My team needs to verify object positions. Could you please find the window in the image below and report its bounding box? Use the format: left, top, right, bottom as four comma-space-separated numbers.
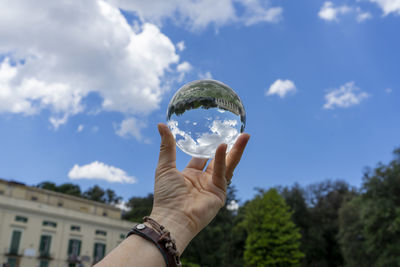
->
95, 230, 107, 236
102, 212, 108, 216
7, 258, 17, 267
39, 235, 52, 257
93, 243, 106, 263
120, 233, 125, 239
70, 225, 81, 231
39, 261, 49, 267
31, 196, 38, 201
9, 230, 22, 255
57, 202, 63, 207
43, 220, 57, 228
0, 189, 4, 195
15, 215, 28, 223
68, 239, 81, 256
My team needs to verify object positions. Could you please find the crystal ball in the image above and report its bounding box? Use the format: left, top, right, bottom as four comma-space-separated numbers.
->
167, 79, 246, 158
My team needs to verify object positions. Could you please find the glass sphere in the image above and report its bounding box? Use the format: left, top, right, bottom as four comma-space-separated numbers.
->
167, 79, 246, 158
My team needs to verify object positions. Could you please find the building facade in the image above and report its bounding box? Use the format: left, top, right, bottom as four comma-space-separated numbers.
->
0, 179, 133, 267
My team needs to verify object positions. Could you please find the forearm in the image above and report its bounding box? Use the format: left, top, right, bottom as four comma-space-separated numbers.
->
95, 234, 166, 267
95, 208, 196, 267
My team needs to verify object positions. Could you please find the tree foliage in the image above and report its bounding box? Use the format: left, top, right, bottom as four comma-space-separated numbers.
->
242, 188, 304, 267
281, 180, 356, 267
339, 148, 400, 267
182, 186, 242, 267
36, 182, 121, 204
122, 193, 154, 222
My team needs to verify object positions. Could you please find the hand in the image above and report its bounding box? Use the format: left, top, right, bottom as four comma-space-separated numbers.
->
150, 123, 250, 253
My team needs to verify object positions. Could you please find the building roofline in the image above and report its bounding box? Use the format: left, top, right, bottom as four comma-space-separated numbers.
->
0, 178, 121, 212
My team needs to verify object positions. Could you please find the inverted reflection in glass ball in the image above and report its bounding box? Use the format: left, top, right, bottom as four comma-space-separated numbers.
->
166, 79, 246, 158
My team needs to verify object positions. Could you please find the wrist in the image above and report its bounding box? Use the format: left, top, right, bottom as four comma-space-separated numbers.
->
149, 207, 197, 254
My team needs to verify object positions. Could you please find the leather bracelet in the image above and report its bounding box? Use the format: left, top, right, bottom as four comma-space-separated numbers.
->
125, 217, 182, 267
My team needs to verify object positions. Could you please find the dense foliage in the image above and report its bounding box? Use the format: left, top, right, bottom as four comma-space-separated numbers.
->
242, 188, 304, 266
34, 147, 400, 266
36, 181, 122, 204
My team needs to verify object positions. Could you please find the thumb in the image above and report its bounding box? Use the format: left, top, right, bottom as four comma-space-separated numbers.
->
157, 123, 176, 170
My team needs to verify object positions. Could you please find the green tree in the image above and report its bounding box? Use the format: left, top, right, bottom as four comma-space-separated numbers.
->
338, 197, 369, 266
122, 193, 154, 222
182, 186, 241, 267
339, 148, 400, 267
83, 185, 106, 202
56, 183, 82, 197
105, 189, 122, 205
242, 188, 304, 267
37, 181, 58, 191
281, 180, 355, 267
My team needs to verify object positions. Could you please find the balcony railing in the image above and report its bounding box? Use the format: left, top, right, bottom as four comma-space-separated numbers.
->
4, 247, 21, 257
38, 251, 53, 260
67, 254, 81, 263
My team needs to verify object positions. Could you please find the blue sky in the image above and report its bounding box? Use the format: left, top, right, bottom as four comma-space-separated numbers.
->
0, 0, 399, 204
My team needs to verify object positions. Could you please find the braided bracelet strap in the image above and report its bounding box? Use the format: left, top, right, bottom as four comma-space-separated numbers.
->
125, 216, 182, 267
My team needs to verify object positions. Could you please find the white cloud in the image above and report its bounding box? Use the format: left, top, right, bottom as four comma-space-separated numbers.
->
323, 82, 370, 109
369, 0, 400, 16
198, 71, 213, 79
176, 41, 186, 52
266, 79, 297, 98
356, 10, 373, 22
177, 62, 192, 73
0, 0, 284, 131
318, 2, 373, 22
385, 88, 393, 94
318, 1, 352, 21
0, 0, 180, 128
77, 124, 84, 133
112, 0, 283, 30
68, 161, 136, 184
115, 117, 148, 142
239, 0, 283, 25
168, 118, 240, 158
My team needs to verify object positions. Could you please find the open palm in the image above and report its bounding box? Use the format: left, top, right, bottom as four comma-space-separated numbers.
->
152, 124, 250, 236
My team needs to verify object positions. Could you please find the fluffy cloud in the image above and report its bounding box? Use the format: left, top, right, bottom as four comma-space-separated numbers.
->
266, 79, 297, 98
370, 0, 400, 15
0, 0, 284, 131
115, 117, 148, 142
318, 2, 352, 21
318, 2, 372, 22
68, 161, 136, 183
168, 118, 240, 158
112, 0, 283, 29
0, 0, 180, 128
176, 41, 186, 52
323, 82, 370, 109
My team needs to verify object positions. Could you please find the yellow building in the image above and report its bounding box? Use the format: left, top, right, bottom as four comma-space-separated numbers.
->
0, 179, 133, 267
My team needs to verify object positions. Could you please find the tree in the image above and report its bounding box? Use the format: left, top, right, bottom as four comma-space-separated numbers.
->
339, 148, 400, 266
56, 183, 82, 197
105, 189, 122, 205
36, 182, 122, 205
281, 180, 355, 267
83, 185, 106, 203
338, 197, 369, 266
182, 186, 241, 267
122, 193, 154, 222
37, 181, 58, 191
242, 188, 304, 267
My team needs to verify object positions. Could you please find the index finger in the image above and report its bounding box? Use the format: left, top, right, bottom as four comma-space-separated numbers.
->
225, 133, 250, 180
205, 133, 250, 177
